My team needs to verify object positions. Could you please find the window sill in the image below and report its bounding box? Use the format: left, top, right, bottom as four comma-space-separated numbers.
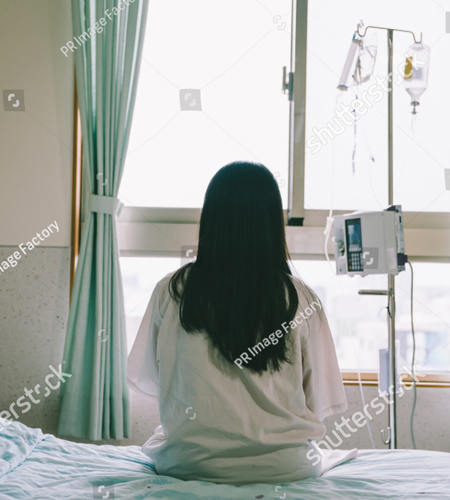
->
342, 371, 450, 388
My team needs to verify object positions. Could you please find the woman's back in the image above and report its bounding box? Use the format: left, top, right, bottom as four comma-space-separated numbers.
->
128, 272, 347, 485
128, 161, 348, 484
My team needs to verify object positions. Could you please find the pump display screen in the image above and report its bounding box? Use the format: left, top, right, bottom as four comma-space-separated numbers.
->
345, 218, 363, 272
346, 219, 362, 251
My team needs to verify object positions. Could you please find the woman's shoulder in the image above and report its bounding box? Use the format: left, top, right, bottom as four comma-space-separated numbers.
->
154, 265, 195, 305
288, 273, 303, 288
287, 273, 311, 297
154, 270, 177, 298
157, 270, 177, 288
149, 270, 177, 317
288, 273, 323, 314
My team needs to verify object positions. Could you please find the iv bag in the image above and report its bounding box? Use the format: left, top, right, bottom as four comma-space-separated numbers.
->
354, 33, 377, 85
403, 42, 430, 112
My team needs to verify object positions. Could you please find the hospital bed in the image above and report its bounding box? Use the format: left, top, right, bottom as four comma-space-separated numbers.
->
1, 418, 449, 500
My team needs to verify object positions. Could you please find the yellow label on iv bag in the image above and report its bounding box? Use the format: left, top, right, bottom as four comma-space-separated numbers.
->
404, 56, 413, 79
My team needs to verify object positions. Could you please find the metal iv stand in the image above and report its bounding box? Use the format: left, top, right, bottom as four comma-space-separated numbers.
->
355, 25, 421, 450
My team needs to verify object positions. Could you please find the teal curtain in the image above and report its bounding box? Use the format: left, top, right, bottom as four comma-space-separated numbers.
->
58, 0, 149, 440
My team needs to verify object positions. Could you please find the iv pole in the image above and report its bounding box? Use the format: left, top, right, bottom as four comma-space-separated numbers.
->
356, 25, 421, 450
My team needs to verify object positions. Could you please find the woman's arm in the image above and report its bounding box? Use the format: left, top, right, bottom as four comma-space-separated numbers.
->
301, 309, 348, 421
127, 284, 162, 398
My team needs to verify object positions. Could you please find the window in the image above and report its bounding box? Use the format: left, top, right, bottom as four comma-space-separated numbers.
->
119, 0, 292, 209
291, 261, 450, 374
304, 0, 450, 213
113, 0, 450, 385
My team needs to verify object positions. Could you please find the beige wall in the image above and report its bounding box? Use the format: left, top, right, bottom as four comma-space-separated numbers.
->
0, 0, 73, 247
0, 0, 74, 442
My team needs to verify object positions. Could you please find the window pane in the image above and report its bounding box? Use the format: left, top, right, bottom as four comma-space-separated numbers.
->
395, 262, 450, 374
305, 0, 450, 212
120, 0, 291, 208
292, 260, 450, 374
292, 260, 390, 371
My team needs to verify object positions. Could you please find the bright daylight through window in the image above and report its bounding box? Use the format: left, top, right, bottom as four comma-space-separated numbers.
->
119, 0, 291, 208
119, 0, 450, 378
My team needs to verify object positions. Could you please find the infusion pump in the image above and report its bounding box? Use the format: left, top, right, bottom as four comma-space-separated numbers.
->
333, 205, 407, 277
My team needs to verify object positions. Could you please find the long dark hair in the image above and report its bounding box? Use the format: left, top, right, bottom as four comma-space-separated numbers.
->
170, 161, 317, 373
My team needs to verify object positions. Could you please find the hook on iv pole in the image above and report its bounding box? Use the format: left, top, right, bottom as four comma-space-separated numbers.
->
357, 25, 422, 44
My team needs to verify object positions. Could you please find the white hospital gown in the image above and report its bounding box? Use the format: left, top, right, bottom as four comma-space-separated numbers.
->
127, 272, 349, 485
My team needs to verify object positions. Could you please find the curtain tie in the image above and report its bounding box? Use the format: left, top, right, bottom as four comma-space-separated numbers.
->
89, 194, 124, 217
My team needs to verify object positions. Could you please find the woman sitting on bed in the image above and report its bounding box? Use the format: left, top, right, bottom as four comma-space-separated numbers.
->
128, 160, 352, 485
